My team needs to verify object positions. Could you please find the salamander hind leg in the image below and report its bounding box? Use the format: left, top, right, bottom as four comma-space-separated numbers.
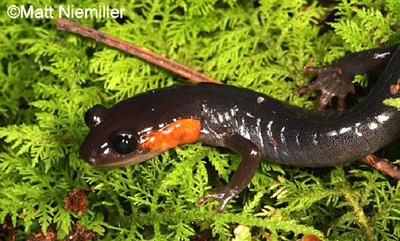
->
298, 45, 399, 111
196, 135, 261, 213
297, 64, 355, 111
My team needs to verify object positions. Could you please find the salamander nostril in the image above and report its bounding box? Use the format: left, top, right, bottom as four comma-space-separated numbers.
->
79, 145, 98, 166
79, 143, 94, 164
87, 157, 97, 166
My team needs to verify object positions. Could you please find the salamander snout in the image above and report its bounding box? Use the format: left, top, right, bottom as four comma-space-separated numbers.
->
79, 126, 156, 168
78, 141, 99, 167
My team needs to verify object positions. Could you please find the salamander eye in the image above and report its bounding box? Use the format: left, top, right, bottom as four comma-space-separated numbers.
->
110, 130, 138, 154
84, 105, 109, 129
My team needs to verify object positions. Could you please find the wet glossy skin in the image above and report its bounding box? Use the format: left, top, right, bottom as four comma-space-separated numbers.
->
80, 45, 400, 212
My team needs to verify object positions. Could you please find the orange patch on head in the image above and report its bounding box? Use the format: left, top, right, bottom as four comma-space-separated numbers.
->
140, 119, 201, 152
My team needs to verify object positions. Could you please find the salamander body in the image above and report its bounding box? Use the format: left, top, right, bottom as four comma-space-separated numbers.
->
80, 45, 400, 212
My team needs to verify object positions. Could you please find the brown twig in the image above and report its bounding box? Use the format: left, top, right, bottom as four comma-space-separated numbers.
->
359, 154, 400, 180
55, 18, 221, 84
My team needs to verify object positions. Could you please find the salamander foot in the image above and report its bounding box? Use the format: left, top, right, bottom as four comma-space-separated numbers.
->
297, 65, 355, 111
196, 186, 238, 213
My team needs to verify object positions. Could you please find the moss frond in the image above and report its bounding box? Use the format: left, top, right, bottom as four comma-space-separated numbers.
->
1, 0, 400, 240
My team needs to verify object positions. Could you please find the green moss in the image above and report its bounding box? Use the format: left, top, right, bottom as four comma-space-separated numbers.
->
1, 0, 400, 240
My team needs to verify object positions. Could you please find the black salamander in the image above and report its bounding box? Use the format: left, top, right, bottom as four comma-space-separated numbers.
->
80, 44, 400, 213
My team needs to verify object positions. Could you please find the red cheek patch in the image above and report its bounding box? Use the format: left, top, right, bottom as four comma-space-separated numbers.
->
140, 119, 201, 152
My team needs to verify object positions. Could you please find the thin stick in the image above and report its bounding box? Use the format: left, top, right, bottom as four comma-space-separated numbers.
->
359, 154, 400, 180
55, 18, 221, 84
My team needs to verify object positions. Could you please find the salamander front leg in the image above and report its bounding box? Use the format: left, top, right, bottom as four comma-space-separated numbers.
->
196, 135, 261, 213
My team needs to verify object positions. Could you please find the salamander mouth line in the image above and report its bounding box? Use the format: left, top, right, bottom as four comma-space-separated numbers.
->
91, 150, 163, 168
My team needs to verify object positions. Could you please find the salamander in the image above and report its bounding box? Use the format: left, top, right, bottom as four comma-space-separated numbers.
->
80, 44, 400, 213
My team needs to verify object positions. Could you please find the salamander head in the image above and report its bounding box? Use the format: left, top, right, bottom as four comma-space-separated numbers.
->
79, 104, 201, 167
